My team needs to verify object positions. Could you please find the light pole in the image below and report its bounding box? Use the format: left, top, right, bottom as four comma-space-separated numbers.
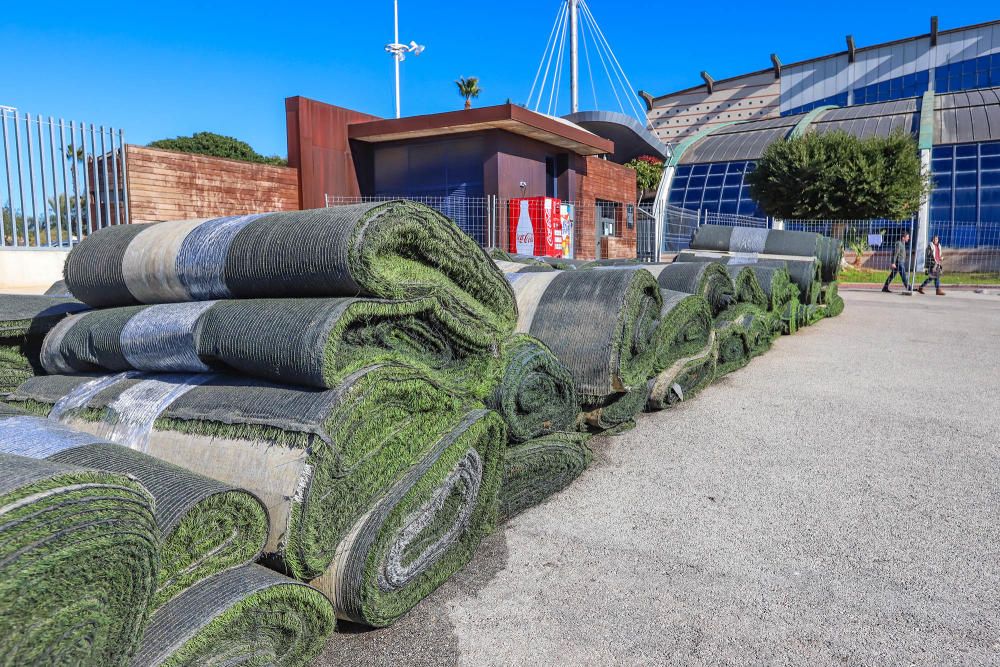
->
384, 0, 425, 119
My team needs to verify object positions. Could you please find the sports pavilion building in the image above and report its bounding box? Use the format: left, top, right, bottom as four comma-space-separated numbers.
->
639, 17, 1000, 253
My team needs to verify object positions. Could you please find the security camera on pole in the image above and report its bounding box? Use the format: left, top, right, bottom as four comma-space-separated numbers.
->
384, 0, 425, 119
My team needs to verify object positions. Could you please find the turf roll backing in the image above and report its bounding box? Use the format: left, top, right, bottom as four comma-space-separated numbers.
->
130, 563, 334, 667
0, 452, 159, 666
40, 296, 499, 395
688, 225, 842, 281
0, 406, 268, 609
675, 250, 821, 302
0, 294, 89, 391
648, 262, 735, 316
485, 334, 577, 443
646, 331, 717, 411
500, 431, 592, 521
62, 202, 517, 335
5, 365, 470, 585
505, 269, 662, 409
314, 409, 504, 627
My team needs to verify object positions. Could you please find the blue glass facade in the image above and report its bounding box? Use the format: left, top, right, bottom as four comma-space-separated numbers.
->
929, 141, 1000, 247
935, 54, 1000, 93
668, 161, 764, 218
853, 70, 930, 105
783, 93, 849, 117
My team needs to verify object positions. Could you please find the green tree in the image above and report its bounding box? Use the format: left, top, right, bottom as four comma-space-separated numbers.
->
148, 132, 287, 166
624, 155, 665, 197
455, 77, 481, 110
747, 130, 929, 220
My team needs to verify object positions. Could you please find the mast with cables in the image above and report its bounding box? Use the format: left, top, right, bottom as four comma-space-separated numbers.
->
526, 0, 643, 122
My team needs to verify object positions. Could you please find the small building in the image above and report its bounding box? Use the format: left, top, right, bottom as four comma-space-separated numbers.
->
285, 97, 662, 260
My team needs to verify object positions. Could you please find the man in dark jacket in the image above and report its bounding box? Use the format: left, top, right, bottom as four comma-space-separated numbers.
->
882, 232, 911, 293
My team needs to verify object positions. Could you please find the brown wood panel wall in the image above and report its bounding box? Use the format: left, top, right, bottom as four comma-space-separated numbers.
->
125, 145, 300, 223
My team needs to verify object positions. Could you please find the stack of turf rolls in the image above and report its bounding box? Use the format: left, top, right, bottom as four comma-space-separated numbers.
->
0, 201, 548, 663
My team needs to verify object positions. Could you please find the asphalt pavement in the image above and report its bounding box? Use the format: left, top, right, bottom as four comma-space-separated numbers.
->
319, 289, 1000, 666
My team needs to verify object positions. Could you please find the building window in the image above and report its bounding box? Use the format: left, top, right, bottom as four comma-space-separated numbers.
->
596, 199, 620, 237
929, 140, 1000, 247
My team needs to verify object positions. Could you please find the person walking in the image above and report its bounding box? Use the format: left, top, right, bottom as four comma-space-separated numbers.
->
916, 235, 946, 295
882, 232, 911, 293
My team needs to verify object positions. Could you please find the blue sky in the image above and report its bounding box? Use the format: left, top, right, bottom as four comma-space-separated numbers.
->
3, 1, 996, 157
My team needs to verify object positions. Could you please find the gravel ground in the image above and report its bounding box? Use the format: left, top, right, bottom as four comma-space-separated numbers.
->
319, 289, 1000, 666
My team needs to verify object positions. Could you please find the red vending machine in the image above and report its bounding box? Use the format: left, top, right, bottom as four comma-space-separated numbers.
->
508, 197, 562, 256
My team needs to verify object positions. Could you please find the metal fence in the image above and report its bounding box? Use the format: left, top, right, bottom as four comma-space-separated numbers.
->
326, 194, 647, 262
664, 204, 1000, 276
1, 109, 128, 249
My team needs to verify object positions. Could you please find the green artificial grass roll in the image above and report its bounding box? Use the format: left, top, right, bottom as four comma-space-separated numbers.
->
652, 290, 714, 373
714, 320, 752, 376
646, 331, 717, 411
0, 452, 158, 666
0, 408, 269, 610
825, 294, 845, 318
748, 266, 800, 312
0, 294, 89, 391
649, 262, 735, 316
500, 431, 592, 520
674, 251, 821, 305
687, 225, 842, 282
315, 409, 504, 627
130, 564, 334, 667
40, 297, 499, 396
820, 281, 839, 305
716, 305, 772, 358
486, 335, 577, 443
780, 299, 801, 335
505, 269, 662, 410
6, 365, 466, 584
63, 202, 517, 335
725, 266, 768, 308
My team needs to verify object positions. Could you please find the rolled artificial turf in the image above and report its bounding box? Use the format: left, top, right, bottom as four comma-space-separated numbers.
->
725, 265, 768, 308
687, 225, 842, 282
505, 269, 662, 412
486, 334, 577, 443
40, 296, 499, 396
674, 251, 822, 305
0, 294, 89, 391
0, 405, 269, 609
646, 332, 717, 411
648, 262, 735, 316
130, 564, 334, 667
314, 409, 504, 627
825, 294, 845, 318
62, 202, 517, 335
747, 266, 800, 312
652, 290, 713, 372
780, 299, 801, 335
493, 260, 557, 274
0, 452, 158, 666
500, 431, 592, 520
714, 319, 753, 376
5, 365, 473, 587
716, 305, 773, 357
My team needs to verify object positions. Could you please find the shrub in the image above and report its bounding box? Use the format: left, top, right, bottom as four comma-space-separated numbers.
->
148, 132, 287, 166
624, 155, 665, 194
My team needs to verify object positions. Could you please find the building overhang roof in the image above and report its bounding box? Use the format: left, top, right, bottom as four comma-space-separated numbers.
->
562, 110, 671, 162
347, 103, 614, 156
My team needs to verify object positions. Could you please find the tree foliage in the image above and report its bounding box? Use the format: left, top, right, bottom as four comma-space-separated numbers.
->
624, 155, 665, 195
456, 77, 481, 109
148, 132, 287, 166
747, 130, 929, 220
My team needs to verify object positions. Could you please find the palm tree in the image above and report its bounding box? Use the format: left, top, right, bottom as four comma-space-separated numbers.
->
455, 76, 481, 110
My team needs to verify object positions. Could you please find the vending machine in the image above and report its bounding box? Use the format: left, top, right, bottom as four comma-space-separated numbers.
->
508, 196, 562, 257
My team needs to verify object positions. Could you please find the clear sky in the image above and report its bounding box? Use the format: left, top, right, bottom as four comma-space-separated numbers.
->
3, 1, 996, 158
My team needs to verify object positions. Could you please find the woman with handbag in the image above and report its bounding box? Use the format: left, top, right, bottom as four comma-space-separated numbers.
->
917, 235, 945, 296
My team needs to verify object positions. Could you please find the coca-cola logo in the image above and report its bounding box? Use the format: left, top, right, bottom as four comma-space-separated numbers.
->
517, 232, 534, 243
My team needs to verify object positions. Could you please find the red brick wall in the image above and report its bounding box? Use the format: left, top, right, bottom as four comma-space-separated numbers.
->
575, 157, 637, 260
126, 146, 300, 224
